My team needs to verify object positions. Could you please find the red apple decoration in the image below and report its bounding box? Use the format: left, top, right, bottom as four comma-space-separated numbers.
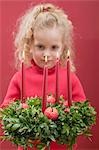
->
44, 107, 58, 120
59, 100, 63, 105
63, 101, 68, 107
47, 96, 56, 104
64, 108, 70, 113
22, 103, 29, 109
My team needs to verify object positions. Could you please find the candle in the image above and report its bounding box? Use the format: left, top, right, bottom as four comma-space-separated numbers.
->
67, 50, 72, 107
21, 51, 25, 103
42, 56, 48, 113
56, 52, 59, 102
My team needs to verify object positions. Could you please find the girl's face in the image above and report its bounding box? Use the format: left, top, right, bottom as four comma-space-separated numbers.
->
32, 27, 64, 69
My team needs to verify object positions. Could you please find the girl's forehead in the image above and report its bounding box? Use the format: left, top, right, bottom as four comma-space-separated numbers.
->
33, 27, 64, 43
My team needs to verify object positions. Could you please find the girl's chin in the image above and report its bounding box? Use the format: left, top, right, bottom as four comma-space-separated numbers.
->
39, 64, 55, 69
34, 60, 55, 69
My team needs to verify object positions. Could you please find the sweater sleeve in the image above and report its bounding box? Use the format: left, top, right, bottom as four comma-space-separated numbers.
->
0, 72, 21, 107
72, 73, 86, 102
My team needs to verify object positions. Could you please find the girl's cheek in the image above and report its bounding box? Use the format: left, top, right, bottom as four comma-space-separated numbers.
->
36, 51, 42, 57
53, 52, 58, 59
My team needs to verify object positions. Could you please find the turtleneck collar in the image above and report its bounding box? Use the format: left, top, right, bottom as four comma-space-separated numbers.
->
31, 59, 56, 74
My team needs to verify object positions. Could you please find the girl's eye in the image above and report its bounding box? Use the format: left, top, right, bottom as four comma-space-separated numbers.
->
52, 45, 59, 50
35, 44, 45, 50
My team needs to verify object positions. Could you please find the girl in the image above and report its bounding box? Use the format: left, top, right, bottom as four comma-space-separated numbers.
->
1, 3, 86, 150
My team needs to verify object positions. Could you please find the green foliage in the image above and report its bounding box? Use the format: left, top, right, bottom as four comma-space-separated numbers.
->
0, 98, 96, 150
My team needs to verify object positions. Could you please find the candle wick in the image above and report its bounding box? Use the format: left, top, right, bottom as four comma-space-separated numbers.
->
67, 55, 69, 59
56, 52, 60, 63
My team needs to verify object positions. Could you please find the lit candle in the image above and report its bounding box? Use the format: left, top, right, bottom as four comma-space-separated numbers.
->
42, 56, 48, 113
56, 52, 59, 102
21, 51, 25, 103
67, 50, 72, 107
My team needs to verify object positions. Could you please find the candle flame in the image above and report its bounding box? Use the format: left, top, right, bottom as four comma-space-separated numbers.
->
22, 51, 25, 60
67, 50, 70, 58
44, 55, 48, 63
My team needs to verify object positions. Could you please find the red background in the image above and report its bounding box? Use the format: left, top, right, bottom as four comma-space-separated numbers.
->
0, 0, 99, 149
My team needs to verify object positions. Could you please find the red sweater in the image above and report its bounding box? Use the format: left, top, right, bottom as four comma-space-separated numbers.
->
1, 61, 86, 150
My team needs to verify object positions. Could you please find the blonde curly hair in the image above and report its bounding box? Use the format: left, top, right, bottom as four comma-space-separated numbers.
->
14, 3, 75, 71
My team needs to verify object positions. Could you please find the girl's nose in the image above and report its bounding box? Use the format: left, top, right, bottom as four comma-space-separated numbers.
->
43, 49, 50, 58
